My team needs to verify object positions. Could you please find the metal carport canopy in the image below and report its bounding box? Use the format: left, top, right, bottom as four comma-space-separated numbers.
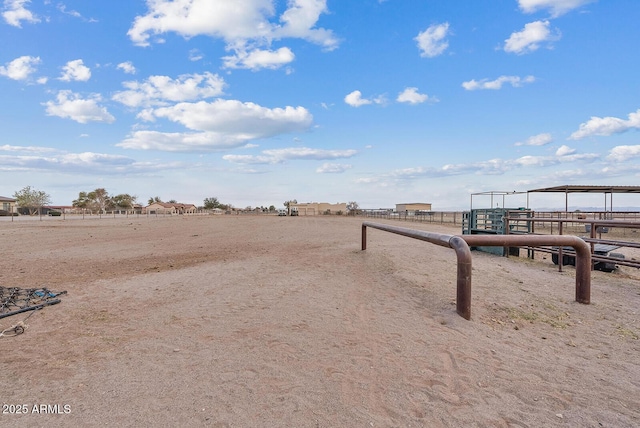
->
527, 185, 640, 212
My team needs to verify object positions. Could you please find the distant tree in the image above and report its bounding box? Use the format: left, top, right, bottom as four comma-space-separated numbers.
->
347, 201, 360, 216
269, 205, 275, 212
148, 196, 162, 205
13, 185, 51, 216
112, 194, 137, 211
72, 191, 91, 211
284, 199, 298, 215
204, 197, 222, 210
87, 188, 111, 214
168, 199, 177, 204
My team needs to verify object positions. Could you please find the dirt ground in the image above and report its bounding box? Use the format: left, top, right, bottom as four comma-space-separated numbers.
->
0, 215, 638, 427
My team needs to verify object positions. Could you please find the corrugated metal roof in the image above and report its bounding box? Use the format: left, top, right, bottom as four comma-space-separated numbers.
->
527, 185, 640, 194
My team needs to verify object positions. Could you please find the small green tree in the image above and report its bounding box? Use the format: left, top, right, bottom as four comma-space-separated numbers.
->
87, 188, 111, 214
148, 196, 162, 205
204, 197, 224, 210
72, 191, 91, 211
112, 194, 137, 212
13, 185, 51, 216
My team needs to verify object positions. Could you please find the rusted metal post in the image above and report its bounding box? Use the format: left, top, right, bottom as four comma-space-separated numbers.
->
361, 222, 473, 320
450, 236, 472, 320
361, 223, 367, 251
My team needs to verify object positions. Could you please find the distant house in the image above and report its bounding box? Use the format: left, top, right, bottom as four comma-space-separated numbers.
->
146, 202, 197, 215
0, 196, 17, 215
289, 202, 348, 215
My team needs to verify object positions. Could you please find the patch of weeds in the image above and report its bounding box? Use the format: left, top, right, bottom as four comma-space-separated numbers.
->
615, 325, 638, 340
484, 303, 571, 329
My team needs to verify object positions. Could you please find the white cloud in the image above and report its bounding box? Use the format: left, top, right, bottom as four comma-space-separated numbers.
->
606, 145, 640, 162
223, 147, 357, 164
462, 75, 535, 90
396, 87, 436, 105
117, 130, 252, 152
43, 90, 115, 124
344, 90, 385, 107
222, 47, 295, 70
504, 20, 560, 54
150, 100, 312, 133
118, 100, 313, 152
555, 145, 576, 156
189, 49, 204, 61
0, 55, 40, 80
127, 0, 338, 70
569, 109, 640, 140
515, 133, 553, 146
2, 0, 39, 27
344, 90, 371, 107
59, 59, 91, 82
415, 22, 450, 58
112, 72, 226, 108
0, 144, 56, 153
316, 163, 352, 173
518, 0, 594, 17
0, 151, 141, 174
117, 61, 137, 74
273, 0, 338, 50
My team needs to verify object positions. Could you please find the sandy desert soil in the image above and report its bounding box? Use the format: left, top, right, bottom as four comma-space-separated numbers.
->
0, 215, 638, 427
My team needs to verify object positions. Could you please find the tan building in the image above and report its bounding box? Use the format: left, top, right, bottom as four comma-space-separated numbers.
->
0, 196, 17, 215
395, 203, 432, 213
290, 202, 348, 216
146, 202, 198, 215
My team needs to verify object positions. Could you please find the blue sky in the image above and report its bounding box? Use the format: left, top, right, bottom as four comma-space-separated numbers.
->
1, 0, 639, 210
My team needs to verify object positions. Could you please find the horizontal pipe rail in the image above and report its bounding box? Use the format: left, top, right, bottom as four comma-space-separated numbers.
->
460, 234, 591, 303
361, 222, 592, 321
362, 221, 472, 319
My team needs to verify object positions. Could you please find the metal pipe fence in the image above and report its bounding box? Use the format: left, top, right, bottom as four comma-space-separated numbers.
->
361, 222, 592, 321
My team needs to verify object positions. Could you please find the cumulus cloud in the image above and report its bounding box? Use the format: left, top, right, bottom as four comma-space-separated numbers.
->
117, 61, 137, 74
223, 147, 357, 164
43, 90, 115, 124
504, 20, 560, 54
518, 0, 594, 17
150, 100, 312, 133
515, 133, 553, 146
316, 163, 352, 173
222, 47, 295, 70
0, 55, 40, 80
415, 22, 450, 58
396, 87, 437, 105
569, 109, 640, 140
2, 0, 39, 27
344, 90, 370, 107
344, 90, 385, 107
606, 145, 640, 162
556, 145, 576, 156
118, 100, 313, 152
117, 130, 252, 152
59, 59, 91, 82
462, 75, 535, 90
127, 0, 338, 70
112, 72, 226, 108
